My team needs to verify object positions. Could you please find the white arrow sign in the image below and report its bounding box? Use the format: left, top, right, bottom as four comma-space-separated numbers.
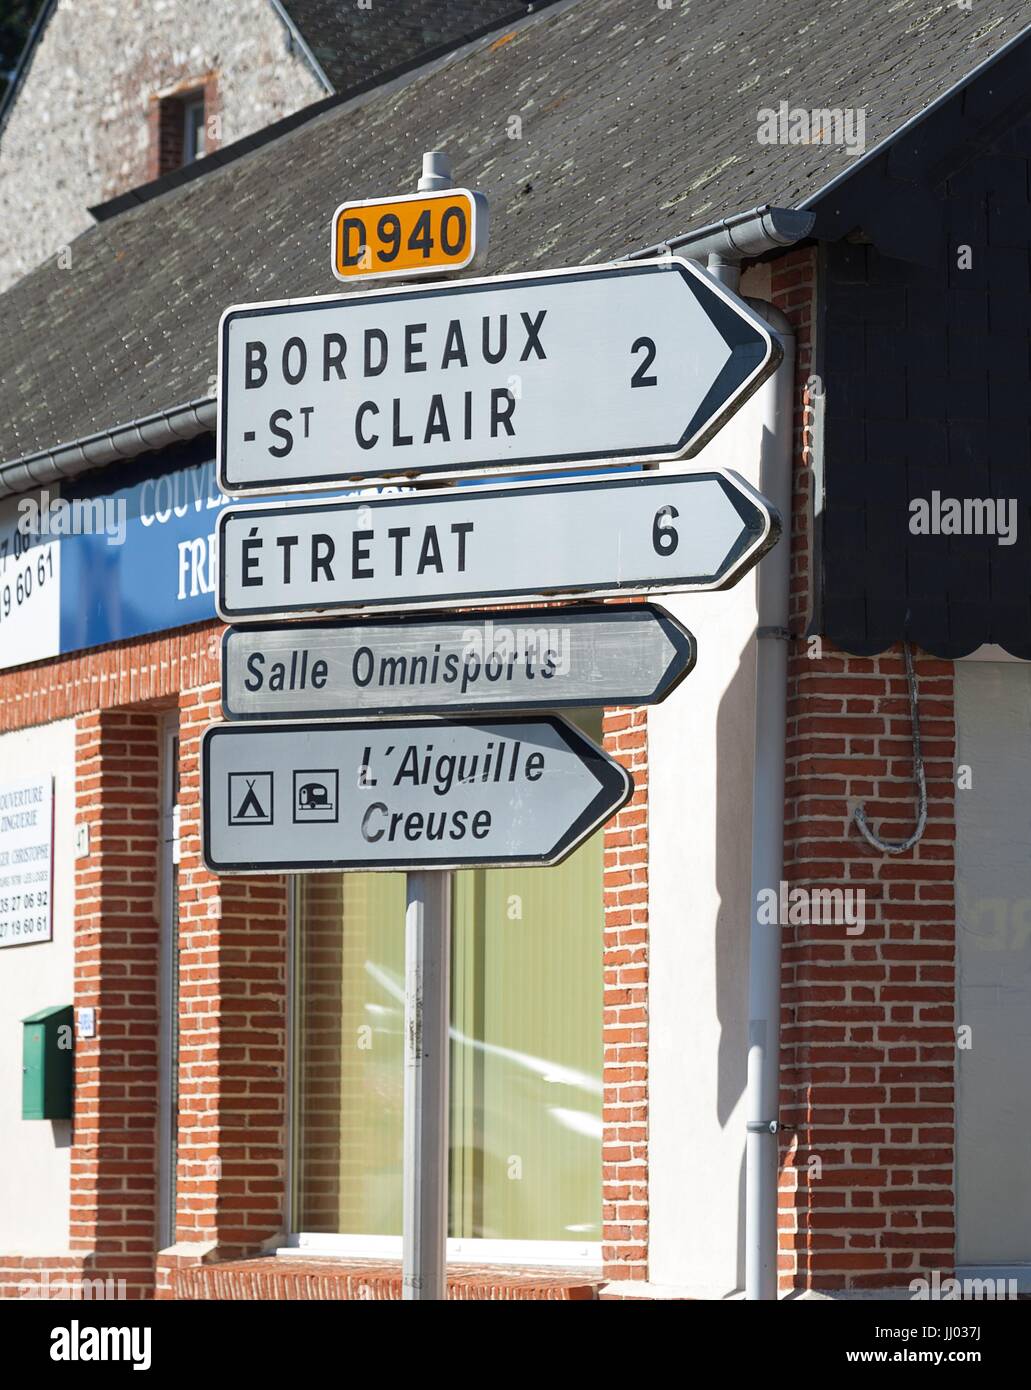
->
201, 716, 633, 873
216, 469, 779, 621
216, 257, 781, 493
219, 603, 696, 720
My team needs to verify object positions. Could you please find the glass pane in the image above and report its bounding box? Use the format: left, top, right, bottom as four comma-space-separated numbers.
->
293, 871, 405, 1234
292, 712, 603, 1241
450, 830, 603, 1241
183, 99, 205, 165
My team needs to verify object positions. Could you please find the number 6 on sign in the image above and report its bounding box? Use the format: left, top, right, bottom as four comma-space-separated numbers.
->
331, 188, 489, 283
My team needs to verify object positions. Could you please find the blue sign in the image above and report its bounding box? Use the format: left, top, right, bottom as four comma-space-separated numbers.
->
60, 451, 231, 652
0, 443, 408, 673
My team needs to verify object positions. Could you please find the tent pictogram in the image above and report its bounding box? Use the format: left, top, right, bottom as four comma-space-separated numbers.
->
227, 771, 274, 826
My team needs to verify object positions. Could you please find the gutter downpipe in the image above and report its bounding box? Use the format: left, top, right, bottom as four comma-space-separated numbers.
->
742, 298, 795, 1302
643, 205, 807, 1301
626, 205, 814, 265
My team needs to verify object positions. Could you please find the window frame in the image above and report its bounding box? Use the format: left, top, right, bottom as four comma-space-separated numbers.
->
284, 872, 604, 1269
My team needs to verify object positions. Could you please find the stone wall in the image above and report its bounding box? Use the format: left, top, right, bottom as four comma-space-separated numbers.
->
0, 0, 325, 291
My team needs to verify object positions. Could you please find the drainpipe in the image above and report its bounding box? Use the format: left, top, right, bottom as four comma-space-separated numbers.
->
646, 203, 806, 1300
742, 299, 795, 1301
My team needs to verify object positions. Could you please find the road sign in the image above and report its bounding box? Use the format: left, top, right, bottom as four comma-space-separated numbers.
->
216, 468, 778, 622
220, 602, 696, 720
217, 257, 781, 494
331, 188, 488, 283
201, 716, 633, 873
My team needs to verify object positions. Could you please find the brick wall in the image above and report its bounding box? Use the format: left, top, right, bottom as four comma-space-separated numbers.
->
72, 708, 163, 1300
175, 682, 289, 1254
2, 615, 640, 1294
601, 705, 648, 1281
1, 624, 289, 1295
772, 247, 958, 1293
0, 0, 325, 291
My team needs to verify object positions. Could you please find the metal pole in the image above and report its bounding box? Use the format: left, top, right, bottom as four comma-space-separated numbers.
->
401, 869, 452, 1300
400, 151, 457, 1304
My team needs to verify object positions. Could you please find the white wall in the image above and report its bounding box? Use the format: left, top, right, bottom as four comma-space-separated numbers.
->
954, 661, 1031, 1269
0, 718, 76, 1253
647, 292, 780, 1297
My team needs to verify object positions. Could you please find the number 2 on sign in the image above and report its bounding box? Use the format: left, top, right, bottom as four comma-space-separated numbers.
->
631, 337, 657, 387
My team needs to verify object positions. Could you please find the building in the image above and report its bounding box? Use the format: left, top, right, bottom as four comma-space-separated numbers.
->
0, 0, 1029, 1301
0, 0, 538, 291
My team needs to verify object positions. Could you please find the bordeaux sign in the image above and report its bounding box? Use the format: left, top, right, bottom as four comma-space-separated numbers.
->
216, 257, 780, 493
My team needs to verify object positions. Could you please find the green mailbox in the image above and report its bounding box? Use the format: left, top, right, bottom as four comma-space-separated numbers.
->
22, 1005, 74, 1120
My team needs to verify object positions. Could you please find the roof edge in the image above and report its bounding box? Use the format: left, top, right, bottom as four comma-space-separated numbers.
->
0, 396, 216, 499
0, 0, 59, 140
267, 0, 335, 94
799, 18, 1031, 212
89, 0, 565, 224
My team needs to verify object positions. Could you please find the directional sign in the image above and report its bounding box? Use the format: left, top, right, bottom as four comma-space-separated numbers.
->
331, 188, 488, 283
220, 603, 696, 720
217, 257, 781, 494
216, 468, 779, 622
201, 716, 633, 873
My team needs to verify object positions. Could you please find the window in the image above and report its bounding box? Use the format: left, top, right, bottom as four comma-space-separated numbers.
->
291, 714, 604, 1252
153, 87, 208, 177
182, 94, 206, 166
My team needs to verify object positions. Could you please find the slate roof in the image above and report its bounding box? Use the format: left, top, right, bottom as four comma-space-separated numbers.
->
281, 1, 541, 95
0, 0, 1028, 469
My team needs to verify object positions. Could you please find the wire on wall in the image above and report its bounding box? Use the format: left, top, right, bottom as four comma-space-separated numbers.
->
852, 641, 928, 856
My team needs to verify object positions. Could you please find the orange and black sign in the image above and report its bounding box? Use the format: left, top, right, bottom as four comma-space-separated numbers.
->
331, 189, 487, 283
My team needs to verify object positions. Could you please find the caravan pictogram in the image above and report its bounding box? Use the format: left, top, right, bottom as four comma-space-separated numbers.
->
293, 769, 339, 823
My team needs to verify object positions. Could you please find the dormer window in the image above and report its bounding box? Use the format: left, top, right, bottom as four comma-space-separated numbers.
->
151, 81, 215, 179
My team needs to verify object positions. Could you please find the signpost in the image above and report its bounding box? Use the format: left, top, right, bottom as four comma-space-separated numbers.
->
200, 716, 632, 873
203, 151, 785, 1302
216, 256, 781, 494
219, 603, 695, 719
216, 468, 779, 622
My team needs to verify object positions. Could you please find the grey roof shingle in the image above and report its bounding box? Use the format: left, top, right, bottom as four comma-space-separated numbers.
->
281, 0, 540, 94
0, 0, 1028, 470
